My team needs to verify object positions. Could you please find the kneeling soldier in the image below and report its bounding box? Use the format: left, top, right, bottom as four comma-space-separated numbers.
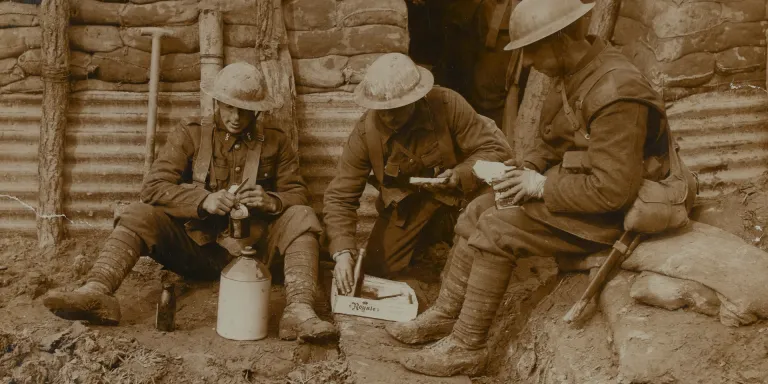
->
44, 62, 338, 343
323, 53, 513, 294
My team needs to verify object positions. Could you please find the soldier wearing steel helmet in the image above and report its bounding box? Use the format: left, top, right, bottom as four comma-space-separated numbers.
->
43, 62, 338, 343
323, 53, 513, 292
388, 0, 676, 376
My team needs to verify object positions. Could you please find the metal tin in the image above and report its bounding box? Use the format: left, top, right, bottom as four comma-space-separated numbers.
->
229, 207, 250, 239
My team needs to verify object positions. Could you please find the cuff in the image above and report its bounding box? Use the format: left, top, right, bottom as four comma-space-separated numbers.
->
266, 192, 284, 215
454, 165, 478, 194
190, 189, 212, 219
329, 237, 358, 256
522, 158, 547, 173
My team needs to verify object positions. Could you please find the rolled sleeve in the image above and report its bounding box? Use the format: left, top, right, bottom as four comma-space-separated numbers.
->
543, 102, 648, 213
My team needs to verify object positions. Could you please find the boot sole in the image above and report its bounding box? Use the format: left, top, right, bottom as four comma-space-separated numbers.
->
385, 321, 455, 345
43, 293, 121, 326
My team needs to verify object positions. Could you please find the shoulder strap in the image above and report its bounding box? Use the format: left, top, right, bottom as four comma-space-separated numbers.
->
242, 123, 265, 186
364, 112, 385, 184
192, 117, 215, 187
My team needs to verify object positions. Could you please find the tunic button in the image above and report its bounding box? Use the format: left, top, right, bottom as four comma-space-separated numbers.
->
235, 166, 242, 172
234, 144, 241, 150
409, 159, 415, 164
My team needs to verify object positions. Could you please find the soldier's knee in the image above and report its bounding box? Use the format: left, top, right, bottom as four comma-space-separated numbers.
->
456, 193, 496, 236
116, 203, 167, 232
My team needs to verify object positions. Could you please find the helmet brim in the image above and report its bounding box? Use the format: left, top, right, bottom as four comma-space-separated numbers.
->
202, 76, 284, 112
353, 67, 434, 110
504, 2, 594, 51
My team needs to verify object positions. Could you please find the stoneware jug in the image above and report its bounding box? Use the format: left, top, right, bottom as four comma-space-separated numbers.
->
216, 246, 271, 340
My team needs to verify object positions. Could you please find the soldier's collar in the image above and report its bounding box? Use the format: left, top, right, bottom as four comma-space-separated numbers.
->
375, 99, 434, 141
566, 36, 606, 79
215, 120, 264, 151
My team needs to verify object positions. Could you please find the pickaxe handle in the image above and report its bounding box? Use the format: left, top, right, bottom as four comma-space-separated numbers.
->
562, 231, 642, 323
139, 28, 174, 176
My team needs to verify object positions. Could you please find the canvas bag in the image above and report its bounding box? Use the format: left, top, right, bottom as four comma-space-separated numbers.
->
622, 130, 698, 233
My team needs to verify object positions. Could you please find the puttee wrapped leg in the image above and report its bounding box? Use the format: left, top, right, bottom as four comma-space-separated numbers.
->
279, 233, 339, 343
43, 226, 144, 325
400, 250, 513, 377
386, 235, 475, 344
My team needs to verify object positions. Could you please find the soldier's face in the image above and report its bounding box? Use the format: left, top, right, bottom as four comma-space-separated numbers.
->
377, 103, 416, 131
217, 101, 256, 134
522, 37, 561, 77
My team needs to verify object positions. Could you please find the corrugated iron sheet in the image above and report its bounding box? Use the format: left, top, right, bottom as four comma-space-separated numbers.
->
666, 89, 768, 199
295, 92, 376, 243
3, 88, 764, 239
0, 91, 199, 237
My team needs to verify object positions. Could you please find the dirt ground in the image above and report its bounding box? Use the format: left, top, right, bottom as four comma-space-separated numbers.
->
2, 174, 767, 383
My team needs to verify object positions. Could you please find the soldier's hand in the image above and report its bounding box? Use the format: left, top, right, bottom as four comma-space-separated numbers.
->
238, 184, 279, 213
201, 189, 236, 216
420, 168, 460, 193
493, 168, 546, 204
333, 250, 355, 295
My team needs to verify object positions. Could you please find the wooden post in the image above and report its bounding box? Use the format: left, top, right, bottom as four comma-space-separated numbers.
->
199, 8, 223, 118
262, 0, 298, 152
513, 69, 553, 163
38, 0, 70, 248
587, 0, 621, 41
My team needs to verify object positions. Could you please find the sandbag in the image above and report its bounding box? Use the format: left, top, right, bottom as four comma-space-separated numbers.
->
293, 55, 348, 88
72, 79, 200, 93
224, 25, 259, 48
224, 46, 257, 66
17, 50, 96, 79
622, 221, 768, 326
338, 0, 407, 28
343, 53, 382, 84
630, 271, 720, 316
120, 0, 199, 27
92, 47, 150, 83
0, 2, 38, 28
0, 58, 24, 87
160, 53, 200, 82
282, 0, 336, 30
70, 0, 124, 25
0, 27, 42, 61
69, 26, 123, 53
120, 25, 199, 54
287, 25, 408, 59
0, 76, 43, 94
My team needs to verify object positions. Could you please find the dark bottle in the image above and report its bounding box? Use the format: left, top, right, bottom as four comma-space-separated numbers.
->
156, 282, 176, 332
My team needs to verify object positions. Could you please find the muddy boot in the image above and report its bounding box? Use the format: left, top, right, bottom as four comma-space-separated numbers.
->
43, 226, 143, 325
279, 234, 338, 343
386, 236, 474, 344
400, 251, 512, 377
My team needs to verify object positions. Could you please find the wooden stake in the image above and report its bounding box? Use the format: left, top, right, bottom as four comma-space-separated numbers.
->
513, 69, 553, 164
38, 0, 70, 249
262, 0, 298, 152
587, 0, 621, 41
199, 8, 223, 118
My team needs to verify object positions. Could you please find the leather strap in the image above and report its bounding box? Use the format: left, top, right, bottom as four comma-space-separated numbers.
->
192, 117, 215, 187
365, 112, 385, 184
242, 123, 265, 187
485, 0, 512, 49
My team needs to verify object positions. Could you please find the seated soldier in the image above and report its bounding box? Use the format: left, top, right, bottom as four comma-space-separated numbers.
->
388, 0, 680, 376
323, 53, 513, 295
43, 62, 338, 343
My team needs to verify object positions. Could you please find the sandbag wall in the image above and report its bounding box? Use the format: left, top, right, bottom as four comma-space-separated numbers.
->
613, 0, 768, 101
283, 0, 409, 95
